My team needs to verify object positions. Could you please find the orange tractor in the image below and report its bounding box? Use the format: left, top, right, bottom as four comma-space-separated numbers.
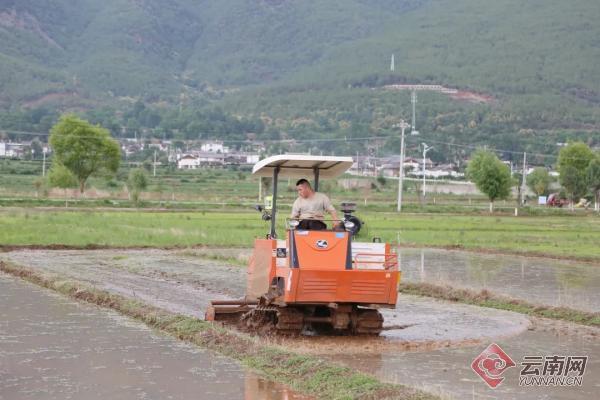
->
205, 155, 400, 335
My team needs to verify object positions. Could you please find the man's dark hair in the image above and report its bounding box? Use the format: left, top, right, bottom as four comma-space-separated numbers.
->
296, 178, 311, 187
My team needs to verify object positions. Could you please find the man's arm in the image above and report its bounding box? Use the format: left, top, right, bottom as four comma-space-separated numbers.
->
322, 194, 340, 224
329, 209, 340, 224
290, 198, 300, 219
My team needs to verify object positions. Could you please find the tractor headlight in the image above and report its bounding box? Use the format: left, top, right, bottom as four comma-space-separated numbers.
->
344, 220, 355, 231
289, 220, 300, 230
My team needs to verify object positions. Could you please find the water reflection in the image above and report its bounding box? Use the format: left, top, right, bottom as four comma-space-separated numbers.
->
401, 249, 600, 312
245, 374, 312, 400
330, 329, 600, 400
322, 247, 600, 399
0, 274, 309, 400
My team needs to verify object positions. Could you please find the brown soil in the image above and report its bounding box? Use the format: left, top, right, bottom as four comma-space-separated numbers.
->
449, 90, 494, 104
22, 92, 79, 108
0, 243, 247, 252
528, 316, 600, 341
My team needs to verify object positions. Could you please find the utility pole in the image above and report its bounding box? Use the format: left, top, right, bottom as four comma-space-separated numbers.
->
258, 178, 262, 201
396, 119, 411, 212
153, 150, 157, 177
421, 143, 433, 199
411, 90, 419, 135
42, 147, 47, 177
521, 152, 527, 206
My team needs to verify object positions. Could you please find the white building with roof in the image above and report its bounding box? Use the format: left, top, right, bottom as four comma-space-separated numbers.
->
177, 154, 201, 169
200, 141, 229, 153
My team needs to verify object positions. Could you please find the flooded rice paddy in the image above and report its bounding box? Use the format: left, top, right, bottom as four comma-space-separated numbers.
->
400, 248, 600, 313
1, 247, 599, 399
330, 324, 599, 400
0, 274, 308, 400
0, 249, 530, 348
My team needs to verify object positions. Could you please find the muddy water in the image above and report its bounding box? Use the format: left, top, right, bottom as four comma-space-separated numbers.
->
2, 249, 599, 399
0, 250, 530, 348
0, 274, 309, 400
331, 327, 600, 400
400, 248, 600, 312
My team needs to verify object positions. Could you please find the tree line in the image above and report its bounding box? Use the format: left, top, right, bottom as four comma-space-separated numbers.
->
468, 143, 600, 212
38, 114, 600, 213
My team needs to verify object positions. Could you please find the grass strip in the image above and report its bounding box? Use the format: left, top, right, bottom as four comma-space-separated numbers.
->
399, 282, 600, 327
177, 249, 248, 267
0, 261, 438, 400
2, 209, 599, 262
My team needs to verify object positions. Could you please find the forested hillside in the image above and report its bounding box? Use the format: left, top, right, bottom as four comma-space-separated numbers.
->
0, 0, 598, 161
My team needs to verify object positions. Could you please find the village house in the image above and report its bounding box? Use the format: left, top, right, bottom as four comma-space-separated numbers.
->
0, 141, 27, 158
147, 140, 170, 152
177, 154, 200, 169
379, 157, 434, 177
177, 152, 226, 169
348, 156, 379, 177
200, 141, 229, 154
408, 163, 463, 178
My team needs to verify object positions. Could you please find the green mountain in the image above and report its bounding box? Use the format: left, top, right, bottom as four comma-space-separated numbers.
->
0, 0, 598, 160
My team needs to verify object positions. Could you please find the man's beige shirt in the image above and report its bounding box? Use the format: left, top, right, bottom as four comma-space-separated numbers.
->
290, 192, 335, 220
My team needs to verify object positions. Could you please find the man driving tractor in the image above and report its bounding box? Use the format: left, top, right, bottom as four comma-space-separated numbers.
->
205, 155, 399, 336
290, 178, 340, 230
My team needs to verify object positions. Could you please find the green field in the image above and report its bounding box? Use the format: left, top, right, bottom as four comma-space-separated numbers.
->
1, 209, 598, 262
2, 160, 599, 261
0, 160, 589, 215
0, 159, 508, 212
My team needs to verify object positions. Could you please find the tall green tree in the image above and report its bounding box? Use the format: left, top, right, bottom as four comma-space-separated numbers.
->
561, 165, 586, 210
49, 114, 121, 193
526, 168, 553, 196
557, 142, 594, 203
467, 149, 512, 212
586, 155, 600, 212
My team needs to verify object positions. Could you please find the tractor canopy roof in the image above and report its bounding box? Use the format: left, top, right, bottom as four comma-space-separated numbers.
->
252, 154, 354, 179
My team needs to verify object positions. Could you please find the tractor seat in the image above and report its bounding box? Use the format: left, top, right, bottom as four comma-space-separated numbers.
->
297, 220, 327, 230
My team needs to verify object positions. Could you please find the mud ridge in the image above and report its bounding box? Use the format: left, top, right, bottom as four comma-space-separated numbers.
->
399, 282, 600, 329
0, 244, 246, 252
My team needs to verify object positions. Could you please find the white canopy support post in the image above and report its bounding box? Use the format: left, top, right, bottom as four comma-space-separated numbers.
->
270, 167, 280, 239
313, 166, 320, 191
